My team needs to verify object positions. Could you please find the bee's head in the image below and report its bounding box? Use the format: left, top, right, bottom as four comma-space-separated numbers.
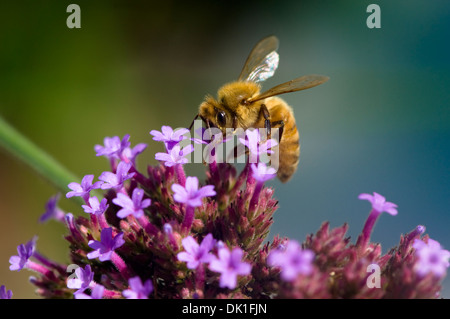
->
198, 95, 228, 133
198, 81, 261, 134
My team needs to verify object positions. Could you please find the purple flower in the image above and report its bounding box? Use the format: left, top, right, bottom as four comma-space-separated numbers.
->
171, 176, 216, 207
122, 143, 147, 164
177, 234, 215, 269
155, 144, 194, 167
209, 246, 252, 289
267, 240, 314, 281
87, 228, 125, 261
95, 134, 131, 160
95, 134, 147, 166
9, 237, 36, 271
66, 175, 103, 202
358, 192, 398, 216
173, 176, 215, 231
251, 162, 277, 182
99, 161, 135, 190
413, 239, 450, 277
191, 127, 209, 145
112, 188, 151, 219
82, 197, 109, 216
239, 128, 278, 163
357, 192, 398, 249
67, 265, 94, 295
74, 284, 104, 299
122, 276, 153, 299
150, 125, 189, 151
163, 223, 173, 235
248, 162, 277, 213
216, 240, 226, 250
39, 193, 65, 223
0, 285, 12, 299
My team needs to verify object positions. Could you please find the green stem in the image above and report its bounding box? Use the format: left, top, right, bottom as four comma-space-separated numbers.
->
0, 116, 84, 205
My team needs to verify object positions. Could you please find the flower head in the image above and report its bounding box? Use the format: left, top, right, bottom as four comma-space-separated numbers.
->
99, 161, 135, 190
95, 134, 131, 160
122, 276, 153, 299
358, 192, 398, 216
150, 126, 189, 151
112, 188, 151, 219
67, 265, 94, 294
39, 193, 65, 223
0, 285, 12, 299
82, 196, 109, 216
171, 176, 216, 207
267, 240, 314, 281
87, 228, 125, 262
251, 162, 277, 183
13, 126, 450, 300
66, 174, 103, 202
9, 237, 36, 271
209, 246, 252, 289
155, 144, 194, 167
177, 234, 215, 269
74, 284, 104, 299
413, 239, 450, 278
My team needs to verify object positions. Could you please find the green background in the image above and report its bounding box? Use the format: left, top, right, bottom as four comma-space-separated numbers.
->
0, 1, 449, 298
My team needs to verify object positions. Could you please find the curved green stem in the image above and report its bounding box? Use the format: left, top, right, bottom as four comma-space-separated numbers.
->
0, 116, 84, 205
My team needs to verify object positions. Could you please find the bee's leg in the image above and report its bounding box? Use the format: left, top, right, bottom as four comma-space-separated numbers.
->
260, 104, 271, 141
270, 120, 284, 142
189, 114, 200, 131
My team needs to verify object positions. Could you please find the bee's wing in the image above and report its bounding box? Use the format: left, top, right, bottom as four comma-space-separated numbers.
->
248, 74, 329, 102
238, 35, 279, 83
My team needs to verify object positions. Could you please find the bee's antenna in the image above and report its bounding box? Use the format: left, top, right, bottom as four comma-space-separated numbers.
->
188, 114, 200, 131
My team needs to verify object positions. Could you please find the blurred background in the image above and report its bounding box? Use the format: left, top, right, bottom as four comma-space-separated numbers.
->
0, 1, 449, 298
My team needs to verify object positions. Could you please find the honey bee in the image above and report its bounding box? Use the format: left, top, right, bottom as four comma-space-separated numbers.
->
194, 36, 329, 182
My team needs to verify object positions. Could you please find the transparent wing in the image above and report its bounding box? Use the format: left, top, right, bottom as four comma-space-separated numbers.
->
247, 74, 330, 102
245, 51, 279, 83
238, 35, 279, 83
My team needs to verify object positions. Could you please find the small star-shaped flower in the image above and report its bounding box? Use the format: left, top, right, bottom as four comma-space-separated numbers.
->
358, 192, 398, 216
177, 234, 215, 269
66, 175, 103, 202
112, 188, 151, 219
87, 228, 125, 262
413, 239, 450, 278
171, 176, 216, 208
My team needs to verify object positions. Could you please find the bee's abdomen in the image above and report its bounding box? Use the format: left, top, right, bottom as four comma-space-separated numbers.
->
277, 121, 299, 182
265, 97, 300, 183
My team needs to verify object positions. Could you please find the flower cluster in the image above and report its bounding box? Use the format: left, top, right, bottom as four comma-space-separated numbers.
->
4, 126, 449, 299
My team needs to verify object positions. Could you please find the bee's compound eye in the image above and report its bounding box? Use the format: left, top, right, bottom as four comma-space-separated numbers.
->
216, 111, 227, 127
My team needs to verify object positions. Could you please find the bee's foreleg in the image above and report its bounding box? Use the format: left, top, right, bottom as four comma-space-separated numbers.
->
260, 104, 271, 141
